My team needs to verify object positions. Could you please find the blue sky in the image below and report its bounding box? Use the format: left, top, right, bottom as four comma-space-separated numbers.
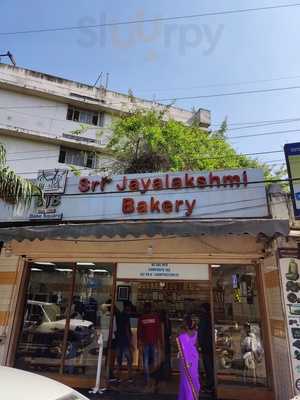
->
1, 0, 300, 169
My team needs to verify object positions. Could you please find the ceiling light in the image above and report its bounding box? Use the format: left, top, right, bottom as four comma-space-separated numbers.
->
31, 268, 42, 272
89, 269, 108, 273
55, 268, 73, 272
211, 264, 221, 268
77, 262, 96, 266
34, 262, 56, 266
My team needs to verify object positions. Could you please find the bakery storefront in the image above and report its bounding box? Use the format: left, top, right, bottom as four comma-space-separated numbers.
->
0, 168, 290, 400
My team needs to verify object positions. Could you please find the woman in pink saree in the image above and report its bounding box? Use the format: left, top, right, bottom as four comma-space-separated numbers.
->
176, 316, 201, 400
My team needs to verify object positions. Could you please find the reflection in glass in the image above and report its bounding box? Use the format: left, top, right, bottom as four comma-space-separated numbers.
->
15, 262, 114, 381
15, 263, 72, 373
212, 265, 267, 387
64, 264, 114, 376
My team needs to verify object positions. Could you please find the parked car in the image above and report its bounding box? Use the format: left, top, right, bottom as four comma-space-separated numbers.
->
18, 300, 96, 359
0, 366, 89, 400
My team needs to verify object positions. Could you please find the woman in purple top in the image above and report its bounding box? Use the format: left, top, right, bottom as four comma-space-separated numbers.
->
176, 316, 201, 400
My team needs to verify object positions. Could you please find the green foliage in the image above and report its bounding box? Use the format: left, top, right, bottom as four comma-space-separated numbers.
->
0, 143, 38, 206
68, 164, 82, 177
106, 110, 283, 179
68, 124, 89, 136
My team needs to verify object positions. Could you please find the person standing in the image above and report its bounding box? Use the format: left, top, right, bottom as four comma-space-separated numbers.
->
177, 315, 200, 400
137, 302, 162, 388
198, 303, 214, 392
115, 301, 134, 382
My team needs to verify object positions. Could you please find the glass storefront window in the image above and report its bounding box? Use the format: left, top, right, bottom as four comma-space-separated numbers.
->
15, 263, 73, 373
212, 264, 267, 387
15, 262, 114, 382
63, 264, 114, 376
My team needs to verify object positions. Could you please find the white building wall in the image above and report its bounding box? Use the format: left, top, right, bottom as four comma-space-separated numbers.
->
0, 64, 207, 126
0, 134, 61, 178
0, 89, 111, 143
0, 63, 210, 180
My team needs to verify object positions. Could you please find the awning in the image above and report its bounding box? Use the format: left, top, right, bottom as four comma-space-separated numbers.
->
0, 219, 290, 242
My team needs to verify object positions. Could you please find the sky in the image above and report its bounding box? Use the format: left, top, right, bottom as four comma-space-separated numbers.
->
1, 0, 300, 169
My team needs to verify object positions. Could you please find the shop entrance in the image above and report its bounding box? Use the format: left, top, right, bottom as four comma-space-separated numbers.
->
110, 279, 212, 396
12, 261, 272, 399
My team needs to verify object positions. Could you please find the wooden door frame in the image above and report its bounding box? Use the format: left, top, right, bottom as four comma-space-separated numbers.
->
5, 258, 30, 366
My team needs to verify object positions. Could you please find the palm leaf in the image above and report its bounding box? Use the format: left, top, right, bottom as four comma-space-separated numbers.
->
0, 143, 39, 206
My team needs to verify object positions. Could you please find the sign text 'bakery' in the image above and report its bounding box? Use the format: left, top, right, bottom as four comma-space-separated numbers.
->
0, 168, 268, 222
78, 171, 249, 217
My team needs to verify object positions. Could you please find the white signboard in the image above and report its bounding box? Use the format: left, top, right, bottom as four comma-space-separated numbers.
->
279, 257, 300, 394
117, 263, 209, 281
0, 168, 268, 222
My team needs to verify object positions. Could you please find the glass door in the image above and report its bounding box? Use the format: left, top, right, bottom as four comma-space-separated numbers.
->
110, 280, 211, 395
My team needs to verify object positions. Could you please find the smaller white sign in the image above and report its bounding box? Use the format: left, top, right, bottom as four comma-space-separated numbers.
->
117, 263, 209, 281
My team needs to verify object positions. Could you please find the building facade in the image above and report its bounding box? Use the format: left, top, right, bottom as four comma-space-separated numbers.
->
0, 64, 298, 400
0, 63, 210, 178
0, 165, 294, 400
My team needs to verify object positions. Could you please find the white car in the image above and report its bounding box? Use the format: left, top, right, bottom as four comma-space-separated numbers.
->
25, 300, 94, 333
0, 366, 89, 400
18, 300, 96, 360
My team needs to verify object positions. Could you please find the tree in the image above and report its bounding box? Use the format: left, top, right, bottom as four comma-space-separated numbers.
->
106, 109, 281, 179
0, 143, 37, 205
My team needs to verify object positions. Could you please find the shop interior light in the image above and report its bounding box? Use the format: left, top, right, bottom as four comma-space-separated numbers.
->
4, 243, 12, 257
34, 262, 56, 266
31, 268, 42, 272
76, 262, 96, 266
89, 269, 108, 273
55, 268, 73, 272
211, 264, 221, 268
147, 245, 153, 256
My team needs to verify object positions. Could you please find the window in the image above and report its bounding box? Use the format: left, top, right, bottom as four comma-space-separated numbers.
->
66, 106, 104, 127
59, 147, 97, 168
15, 262, 114, 378
212, 264, 268, 387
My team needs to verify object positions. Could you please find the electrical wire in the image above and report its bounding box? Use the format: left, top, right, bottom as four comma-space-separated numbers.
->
136, 75, 300, 95
2, 83, 300, 109
2, 83, 300, 113
2, 118, 300, 149
1, 3, 299, 36
212, 117, 300, 130
229, 128, 300, 139
12, 159, 286, 177
9, 159, 286, 177
6, 149, 284, 163
156, 85, 300, 102
1, 176, 297, 200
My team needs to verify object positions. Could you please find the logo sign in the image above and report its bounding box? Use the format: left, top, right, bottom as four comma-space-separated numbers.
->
36, 169, 68, 194
284, 143, 300, 218
29, 169, 67, 221
117, 263, 209, 281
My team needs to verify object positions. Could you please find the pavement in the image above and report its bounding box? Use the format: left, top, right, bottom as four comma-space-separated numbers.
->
80, 388, 214, 400
79, 373, 215, 400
